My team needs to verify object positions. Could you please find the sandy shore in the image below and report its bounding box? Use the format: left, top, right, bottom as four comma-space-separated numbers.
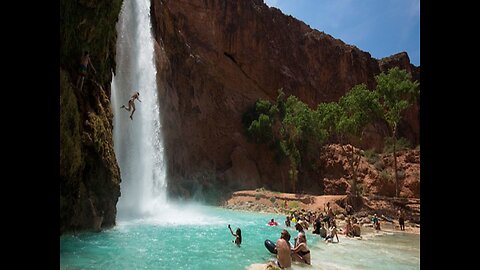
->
223, 189, 420, 235
245, 225, 419, 270
224, 190, 420, 270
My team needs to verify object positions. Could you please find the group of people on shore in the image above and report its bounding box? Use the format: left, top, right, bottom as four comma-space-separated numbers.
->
229, 202, 408, 268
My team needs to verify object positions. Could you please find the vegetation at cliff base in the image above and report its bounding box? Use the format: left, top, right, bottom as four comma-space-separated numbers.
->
375, 67, 419, 197
243, 67, 419, 198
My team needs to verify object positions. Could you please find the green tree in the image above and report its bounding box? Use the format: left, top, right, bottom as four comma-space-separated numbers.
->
316, 102, 342, 138
375, 67, 420, 197
281, 95, 330, 192
243, 89, 329, 193
246, 99, 278, 144
336, 84, 382, 197
281, 95, 310, 192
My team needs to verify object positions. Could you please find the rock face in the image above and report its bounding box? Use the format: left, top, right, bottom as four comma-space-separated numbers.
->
317, 145, 420, 198
150, 0, 420, 200
60, 0, 122, 234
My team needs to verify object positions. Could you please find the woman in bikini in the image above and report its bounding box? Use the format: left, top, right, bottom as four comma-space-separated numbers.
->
291, 234, 311, 265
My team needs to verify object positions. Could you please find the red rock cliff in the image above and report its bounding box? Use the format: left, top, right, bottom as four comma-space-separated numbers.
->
150, 0, 419, 199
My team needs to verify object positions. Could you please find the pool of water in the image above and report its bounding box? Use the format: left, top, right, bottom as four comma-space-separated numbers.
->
60, 205, 419, 270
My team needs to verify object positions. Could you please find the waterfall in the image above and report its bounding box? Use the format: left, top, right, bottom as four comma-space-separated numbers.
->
111, 0, 166, 220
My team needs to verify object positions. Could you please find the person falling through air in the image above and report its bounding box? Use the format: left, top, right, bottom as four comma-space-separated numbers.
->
121, 91, 141, 120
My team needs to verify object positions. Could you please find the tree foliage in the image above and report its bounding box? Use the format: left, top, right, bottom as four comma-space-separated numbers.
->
376, 67, 420, 129
337, 84, 382, 137
243, 89, 329, 192
375, 67, 419, 197
245, 99, 277, 144
242, 67, 419, 197
332, 84, 382, 197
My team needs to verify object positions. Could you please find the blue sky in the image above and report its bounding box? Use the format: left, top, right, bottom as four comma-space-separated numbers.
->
264, 0, 420, 66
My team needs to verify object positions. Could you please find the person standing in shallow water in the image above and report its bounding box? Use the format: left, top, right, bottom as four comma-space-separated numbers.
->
398, 209, 405, 231
285, 216, 291, 227
228, 224, 242, 246
120, 91, 141, 120
274, 230, 292, 269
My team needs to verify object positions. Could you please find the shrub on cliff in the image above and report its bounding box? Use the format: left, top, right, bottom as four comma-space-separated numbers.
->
383, 136, 411, 154
363, 148, 380, 164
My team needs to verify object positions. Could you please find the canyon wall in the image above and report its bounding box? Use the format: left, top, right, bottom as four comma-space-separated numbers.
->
150, 0, 420, 200
60, 0, 122, 234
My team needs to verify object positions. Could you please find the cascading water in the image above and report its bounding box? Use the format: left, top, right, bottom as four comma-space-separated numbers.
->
61, 2, 421, 268
111, 0, 166, 220
111, 0, 223, 226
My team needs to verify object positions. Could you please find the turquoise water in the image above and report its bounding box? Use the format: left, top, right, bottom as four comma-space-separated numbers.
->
60, 206, 419, 270
308, 228, 419, 270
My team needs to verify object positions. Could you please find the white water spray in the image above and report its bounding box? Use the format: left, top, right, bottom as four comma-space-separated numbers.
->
111, 0, 228, 226
111, 0, 216, 225
112, 0, 166, 220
